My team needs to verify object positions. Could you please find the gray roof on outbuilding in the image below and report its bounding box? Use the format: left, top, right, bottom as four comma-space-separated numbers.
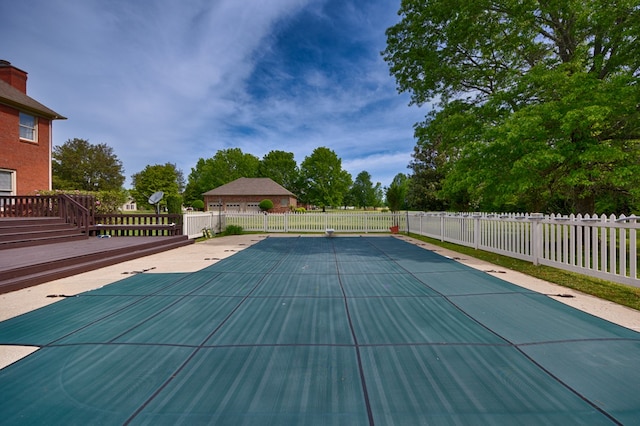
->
203, 177, 296, 198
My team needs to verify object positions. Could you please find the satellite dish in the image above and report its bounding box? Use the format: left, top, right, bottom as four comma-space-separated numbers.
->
148, 191, 164, 205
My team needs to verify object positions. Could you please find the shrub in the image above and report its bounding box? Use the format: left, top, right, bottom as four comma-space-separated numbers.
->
166, 194, 182, 214
259, 199, 274, 211
95, 190, 127, 214
223, 225, 243, 235
191, 200, 205, 211
295, 207, 306, 213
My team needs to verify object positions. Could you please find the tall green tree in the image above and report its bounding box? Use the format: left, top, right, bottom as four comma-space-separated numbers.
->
350, 171, 380, 209
298, 147, 352, 211
373, 183, 384, 209
386, 173, 409, 212
183, 148, 260, 204
52, 138, 125, 191
258, 150, 299, 193
384, 0, 640, 214
130, 163, 184, 210
407, 126, 453, 211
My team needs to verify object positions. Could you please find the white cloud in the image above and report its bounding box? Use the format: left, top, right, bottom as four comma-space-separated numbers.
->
343, 151, 413, 186
1, 0, 426, 187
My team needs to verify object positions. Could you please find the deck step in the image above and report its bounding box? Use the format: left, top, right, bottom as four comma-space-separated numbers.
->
0, 227, 84, 241
0, 221, 73, 234
0, 236, 194, 294
0, 217, 65, 227
0, 217, 87, 250
0, 233, 89, 250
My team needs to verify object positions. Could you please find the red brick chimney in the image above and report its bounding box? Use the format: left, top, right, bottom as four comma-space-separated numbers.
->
0, 60, 28, 93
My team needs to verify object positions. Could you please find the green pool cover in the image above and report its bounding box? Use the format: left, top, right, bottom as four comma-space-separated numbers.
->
0, 236, 639, 424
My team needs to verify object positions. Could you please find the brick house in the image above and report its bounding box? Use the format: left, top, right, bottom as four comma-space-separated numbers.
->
203, 177, 297, 213
0, 60, 66, 195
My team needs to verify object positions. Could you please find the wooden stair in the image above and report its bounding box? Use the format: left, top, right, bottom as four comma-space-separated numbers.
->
0, 217, 87, 249
0, 235, 194, 294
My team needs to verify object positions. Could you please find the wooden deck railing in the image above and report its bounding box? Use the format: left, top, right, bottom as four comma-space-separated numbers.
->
0, 195, 58, 217
93, 214, 183, 236
0, 194, 93, 237
0, 195, 181, 237
58, 194, 91, 236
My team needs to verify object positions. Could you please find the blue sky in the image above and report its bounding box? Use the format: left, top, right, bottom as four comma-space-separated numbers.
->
1, 0, 426, 188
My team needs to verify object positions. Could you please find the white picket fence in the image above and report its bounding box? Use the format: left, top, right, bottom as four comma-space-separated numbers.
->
410, 212, 640, 287
183, 211, 404, 237
183, 212, 226, 238
225, 212, 405, 233
182, 211, 640, 288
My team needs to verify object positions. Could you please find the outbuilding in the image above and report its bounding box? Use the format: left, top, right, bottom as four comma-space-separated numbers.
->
203, 177, 297, 213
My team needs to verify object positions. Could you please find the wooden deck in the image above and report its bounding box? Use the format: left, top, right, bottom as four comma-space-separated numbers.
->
0, 236, 194, 294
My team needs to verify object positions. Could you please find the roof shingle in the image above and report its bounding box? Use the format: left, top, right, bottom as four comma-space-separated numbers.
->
0, 80, 66, 120
203, 177, 296, 197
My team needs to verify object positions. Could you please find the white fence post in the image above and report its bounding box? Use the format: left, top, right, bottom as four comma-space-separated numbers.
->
473, 214, 481, 250
405, 211, 409, 234
631, 220, 638, 280
529, 213, 544, 266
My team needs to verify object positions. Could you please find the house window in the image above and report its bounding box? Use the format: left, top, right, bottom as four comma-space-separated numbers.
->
19, 112, 37, 142
0, 170, 15, 196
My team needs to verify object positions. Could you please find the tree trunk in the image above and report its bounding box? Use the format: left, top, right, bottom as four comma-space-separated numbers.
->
573, 192, 596, 215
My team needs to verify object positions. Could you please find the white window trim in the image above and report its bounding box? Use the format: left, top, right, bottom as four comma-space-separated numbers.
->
19, 112, 38, 142
0, 169, 16, 196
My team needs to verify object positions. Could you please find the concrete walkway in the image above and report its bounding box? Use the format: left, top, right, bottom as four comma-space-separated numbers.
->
1, 233, 639, 370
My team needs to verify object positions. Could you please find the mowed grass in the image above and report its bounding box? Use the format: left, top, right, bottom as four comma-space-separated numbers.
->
407, 233, 640, 312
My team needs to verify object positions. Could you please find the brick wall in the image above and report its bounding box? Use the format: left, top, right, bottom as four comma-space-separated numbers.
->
0, 64, 27, 93
0, 105, 52, 194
